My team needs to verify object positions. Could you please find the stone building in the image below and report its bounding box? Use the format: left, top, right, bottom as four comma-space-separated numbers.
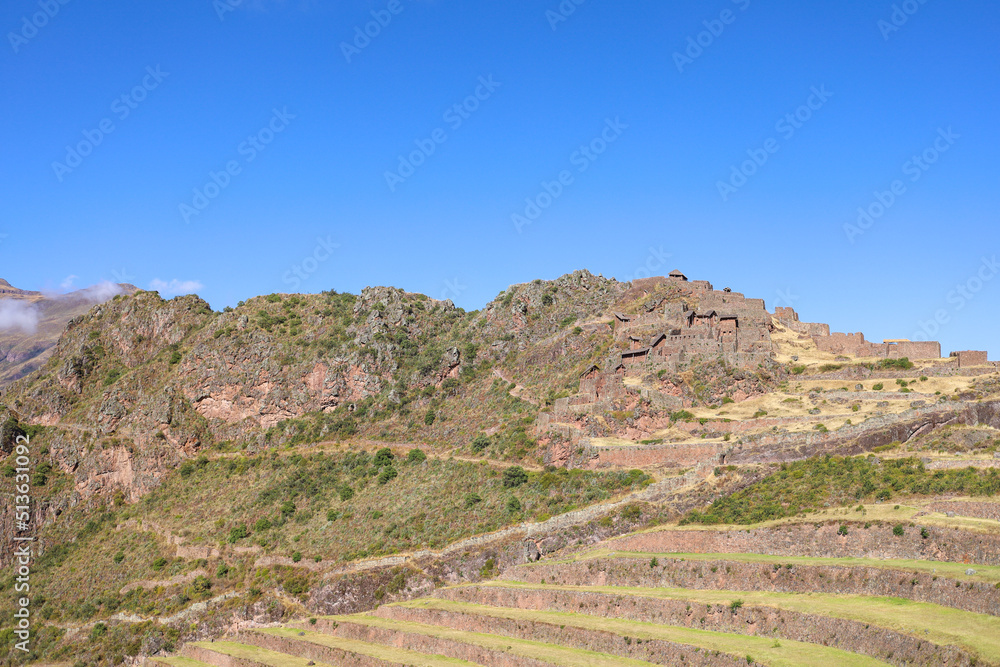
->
951, 350, 989, 368
772, 308, 947, 360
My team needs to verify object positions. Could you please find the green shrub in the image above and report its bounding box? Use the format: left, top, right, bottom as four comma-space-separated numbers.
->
621, 504, 642, 522
465, 492, 483, 508
471, 433, 491, 453
791, 365, 806, 375
90, 622, 108, 640
254, 518, 272, 532
730, 599, 744, 613
373, 448, 394, 467
480, 557, 497, 578
292, 551, 302, 563
406, 448, 427, 464
670, 410, 695, 422
506, 496, 522, 512
191, 575, 211, 594
837, 525, 848, 536
103, 369, 123, 386
873, 383, 884, 391
424, 410, 436, 426
878, 357, 914, 370
151, 557, 168, 570
339, 486, 355, 501
893, 524, 905, 536
378, 466, 398, 485
502, 466, 528, 488
228, 525, 249, 543
112, 552, 125, 564
169, 350, 182, 366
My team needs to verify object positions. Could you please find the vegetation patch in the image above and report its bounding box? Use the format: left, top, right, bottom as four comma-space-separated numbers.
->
682, 455, 1000, 525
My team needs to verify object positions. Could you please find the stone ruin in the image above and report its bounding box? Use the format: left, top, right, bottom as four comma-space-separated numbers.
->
611, 271, 774, 375
543, 273, 993, 430
773, 307, 990, 367
547, 271, 776, 418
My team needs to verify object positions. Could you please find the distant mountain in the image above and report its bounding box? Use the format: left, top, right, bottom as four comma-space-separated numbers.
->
0, 279, 138, 387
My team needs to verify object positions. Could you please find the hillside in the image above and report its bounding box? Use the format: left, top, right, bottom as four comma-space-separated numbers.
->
1, 269, 999, 665
0, 280, 138, 387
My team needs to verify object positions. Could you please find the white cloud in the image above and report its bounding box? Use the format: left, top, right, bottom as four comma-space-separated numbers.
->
60, 274, 79, 290
76, 281, 126, 303
0, 299, 39, 334
149, 279, 204, 298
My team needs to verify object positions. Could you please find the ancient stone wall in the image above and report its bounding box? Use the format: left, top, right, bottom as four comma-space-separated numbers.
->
928, 501, 1000, 521
609, 521, 1000, 566
591, 442, 724, 468
888, 341, 941, 359
443, 585, 976, 666
325, 617, 555, 667
954, 350, 989, 368
233, 631, 393, 667
379, 603, 776, 667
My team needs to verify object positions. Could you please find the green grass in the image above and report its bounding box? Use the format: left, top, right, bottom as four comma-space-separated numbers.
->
387, 599, 888, 667
568, 549, 1000, 585
149, 658, 214, 667
262, 627, 479, 666
190, 641, 333, 666
486, 581, 1000, 663
328, 614, 671, 667
682, 455, 1000, 525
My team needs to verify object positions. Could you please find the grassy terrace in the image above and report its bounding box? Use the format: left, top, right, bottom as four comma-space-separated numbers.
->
130, 448, 651, 563
482, 581, 1000, 663
681, 456, 1000, 526
382, 599, 889, 667
260, 627, 480, 666
623, 500, 1000, 534
553, 549, 1000, 585
150, 658, 213, 667
326, 614, 665, 667
189, 640, 333, 666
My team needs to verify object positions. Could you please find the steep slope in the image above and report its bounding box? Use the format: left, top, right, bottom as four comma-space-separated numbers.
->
0, 279, 138, 386
2, 268, 998, 664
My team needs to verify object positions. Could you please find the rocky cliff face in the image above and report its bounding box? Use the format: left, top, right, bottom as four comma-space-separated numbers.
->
2, 271, 635, 504
0, 270, 784, 509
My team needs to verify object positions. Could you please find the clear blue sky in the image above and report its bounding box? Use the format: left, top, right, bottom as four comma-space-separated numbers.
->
1, 0, 998, 355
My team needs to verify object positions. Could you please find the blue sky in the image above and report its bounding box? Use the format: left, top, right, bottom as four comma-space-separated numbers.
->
1, 0, 998, 355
